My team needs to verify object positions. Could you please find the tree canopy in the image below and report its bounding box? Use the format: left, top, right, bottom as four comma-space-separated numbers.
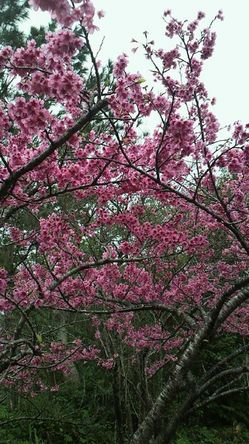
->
0, 2, 248, 443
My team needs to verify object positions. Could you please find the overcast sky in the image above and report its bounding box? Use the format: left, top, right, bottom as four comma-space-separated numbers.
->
24, 1, 249, 126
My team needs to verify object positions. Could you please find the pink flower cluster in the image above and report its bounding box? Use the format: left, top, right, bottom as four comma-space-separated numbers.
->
8, 97, 52, 136
0, 46, 13, 68
201, 30, 216, 60
29, 0, 98, 31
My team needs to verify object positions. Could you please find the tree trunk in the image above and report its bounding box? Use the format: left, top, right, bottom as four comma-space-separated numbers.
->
130, 323, 210, 444
113, 363, 125, 444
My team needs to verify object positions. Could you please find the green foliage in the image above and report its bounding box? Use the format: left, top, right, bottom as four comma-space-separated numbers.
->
0, 367, 114, 443
0, 0, 29, 49
174, 425, 249, 444
28, 21, 57, 47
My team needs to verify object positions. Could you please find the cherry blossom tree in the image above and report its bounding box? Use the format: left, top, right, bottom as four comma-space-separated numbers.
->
0, 1, 249, 443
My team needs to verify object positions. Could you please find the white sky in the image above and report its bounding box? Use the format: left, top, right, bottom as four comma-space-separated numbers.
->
24, 1, 249, 126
